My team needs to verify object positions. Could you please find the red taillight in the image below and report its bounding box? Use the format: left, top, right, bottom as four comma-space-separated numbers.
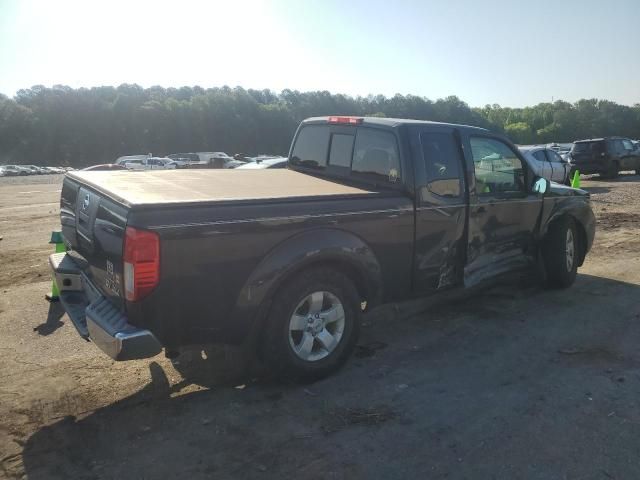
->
328, 116, 363, 125
123, 226, 159, 302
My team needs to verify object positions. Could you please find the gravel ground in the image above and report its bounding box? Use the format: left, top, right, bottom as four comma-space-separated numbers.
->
1, 173, 640, 479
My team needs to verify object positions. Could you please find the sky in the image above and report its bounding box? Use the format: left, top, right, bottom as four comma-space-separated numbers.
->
0, 0, 638, 107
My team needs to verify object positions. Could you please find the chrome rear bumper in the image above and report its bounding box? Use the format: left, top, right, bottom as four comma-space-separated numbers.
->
49, 252, 162, 360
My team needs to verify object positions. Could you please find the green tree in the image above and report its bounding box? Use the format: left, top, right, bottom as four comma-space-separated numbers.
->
1, 85, 639, 168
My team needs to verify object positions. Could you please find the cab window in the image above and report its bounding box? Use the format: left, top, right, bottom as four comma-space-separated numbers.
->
351, 128, 400, 183
470, 137, 526, 196
420, 132, 462, 198
290, 125, 330, 169
328, 133, 355, 168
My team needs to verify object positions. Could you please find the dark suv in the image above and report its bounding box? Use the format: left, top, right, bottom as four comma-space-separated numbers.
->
569, 137, 640, 178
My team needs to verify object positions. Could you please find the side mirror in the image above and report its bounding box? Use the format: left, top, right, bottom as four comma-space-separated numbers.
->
533, 177, 549, 195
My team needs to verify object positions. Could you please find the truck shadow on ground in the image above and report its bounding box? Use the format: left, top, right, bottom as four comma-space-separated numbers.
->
32, 302, 65, 336
18, 273, 640, 479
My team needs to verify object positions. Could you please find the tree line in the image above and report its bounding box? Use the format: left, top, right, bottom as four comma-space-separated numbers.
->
0, 84, 639, 167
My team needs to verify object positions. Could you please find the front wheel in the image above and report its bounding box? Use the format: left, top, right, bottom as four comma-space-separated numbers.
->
262, 267, 361, 381
542, 217, 579, 289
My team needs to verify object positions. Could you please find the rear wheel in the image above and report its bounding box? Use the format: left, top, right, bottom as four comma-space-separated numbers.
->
542, 217, 579, 289
263, 267, 361, 381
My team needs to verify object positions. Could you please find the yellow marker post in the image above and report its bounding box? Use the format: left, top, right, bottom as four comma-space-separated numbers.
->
571, 170, 581, 189
46, 231, 66, 302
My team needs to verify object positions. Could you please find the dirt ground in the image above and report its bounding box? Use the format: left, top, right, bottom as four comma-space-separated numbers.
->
2, 173, 640, 479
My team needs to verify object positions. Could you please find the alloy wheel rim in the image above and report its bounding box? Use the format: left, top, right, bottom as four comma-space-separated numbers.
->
288, 291, 345, 362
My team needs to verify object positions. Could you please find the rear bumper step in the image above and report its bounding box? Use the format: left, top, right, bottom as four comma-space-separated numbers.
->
49, 252, 162, 360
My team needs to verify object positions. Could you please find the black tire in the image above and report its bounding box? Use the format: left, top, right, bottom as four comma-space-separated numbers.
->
542, 217, 579, 289
262, 267, 361, 381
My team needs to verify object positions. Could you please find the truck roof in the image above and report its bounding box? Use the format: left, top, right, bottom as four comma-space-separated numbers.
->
67, 169, 377, 208
302, 116, 489, 133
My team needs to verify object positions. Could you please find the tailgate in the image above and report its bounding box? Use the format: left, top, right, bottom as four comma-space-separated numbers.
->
60, 176, 128, 311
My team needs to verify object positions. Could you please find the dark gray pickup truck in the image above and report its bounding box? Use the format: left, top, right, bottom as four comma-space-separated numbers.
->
50, 116, 595, 379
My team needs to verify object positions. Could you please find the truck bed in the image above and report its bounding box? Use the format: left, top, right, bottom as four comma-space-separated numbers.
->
68, 169, 376, 208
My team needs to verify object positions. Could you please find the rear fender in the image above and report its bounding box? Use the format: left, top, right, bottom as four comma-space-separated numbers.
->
233, 228, 383, 334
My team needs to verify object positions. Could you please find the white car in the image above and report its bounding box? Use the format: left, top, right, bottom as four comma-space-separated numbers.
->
519, 145, 571, 185
235, 156, 288, 169
115, 154, 151, 165
197, 151, 232, 162
124, 157, 177, 171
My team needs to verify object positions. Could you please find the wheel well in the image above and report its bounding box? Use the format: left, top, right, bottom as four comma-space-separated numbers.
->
280, 259, 376, 306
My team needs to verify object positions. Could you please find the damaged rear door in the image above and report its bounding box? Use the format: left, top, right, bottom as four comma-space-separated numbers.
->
411, 126, 467, 293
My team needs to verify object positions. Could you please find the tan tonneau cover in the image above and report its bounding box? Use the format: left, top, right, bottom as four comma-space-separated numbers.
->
68, 169, 375, 207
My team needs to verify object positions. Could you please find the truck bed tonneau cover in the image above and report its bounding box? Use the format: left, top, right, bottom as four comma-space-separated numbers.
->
67, 169, 376, 207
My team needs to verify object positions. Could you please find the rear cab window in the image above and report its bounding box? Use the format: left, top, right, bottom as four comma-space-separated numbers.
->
290, 123, 402, 187
290, 125, 330, 169
328, 133, 355, 168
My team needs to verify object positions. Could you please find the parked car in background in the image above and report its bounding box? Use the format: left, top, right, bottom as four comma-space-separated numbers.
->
11, 165, 30, 175
124, 157, 177, 171
44, 166, 67, 174
235, 156, 288, 169
83, 164, 128, 171
22, 165, 43, 174
569, 137, 640, 178
167, 152, 240, 169
165, 154, 194, 168
548, 143, 572, 153
207, 153, 243, 169
197, 151, 232, 162
1, 165, 21, 176
167, 153, 200, 162
115, 154, 151, 165
518, 145, 571, 184
548, 143, 573, 161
